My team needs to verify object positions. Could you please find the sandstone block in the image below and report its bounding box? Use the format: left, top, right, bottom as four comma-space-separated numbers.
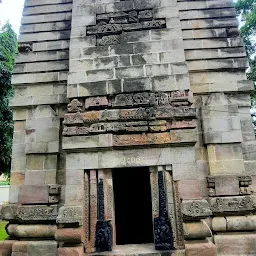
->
132, 53, 158, 65
178, 180, 202, 200
185, 239, 216, 256
123, 77, 152, 92
0, 240, 17, 256
57, 206, 83, 225
212, 217, 227, 232
0, 205, 18, 221
57, 247, 84, 256
115, 66, 144, 79
6, 225, 57, 238
184, 221, 212, 240
27, 241, 57, 256
226, 216, 256, 231
12, 241, 28, 253
214, 234, 256, 256
55, 228, 82, 243
18, 186, 49, 204
10, 172, 25, 186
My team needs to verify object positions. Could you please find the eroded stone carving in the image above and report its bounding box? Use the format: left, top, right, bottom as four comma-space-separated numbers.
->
0, 205, 18, 221
95, 180, 112, 252
57, 206, 83, 225
68, 99, 83, 113
17, 205, 58, 221
98, 35, 121, 46
154, 171, 174, 250
208, 196, 256, 214
181, 200, 212, 221
87, 8, 166, 46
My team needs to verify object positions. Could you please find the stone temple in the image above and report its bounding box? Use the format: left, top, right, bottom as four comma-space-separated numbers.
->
1, 0, 256, 255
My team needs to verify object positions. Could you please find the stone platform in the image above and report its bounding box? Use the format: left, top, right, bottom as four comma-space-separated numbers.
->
88, 244, 185, 256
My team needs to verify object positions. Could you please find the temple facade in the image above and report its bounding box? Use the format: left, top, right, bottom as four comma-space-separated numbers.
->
1, 0, 256, 255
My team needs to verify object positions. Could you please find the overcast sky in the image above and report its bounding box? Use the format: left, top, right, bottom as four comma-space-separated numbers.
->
0, 0, 25, 34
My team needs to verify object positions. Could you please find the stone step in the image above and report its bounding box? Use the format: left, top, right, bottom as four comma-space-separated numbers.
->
86, 244, 185, 256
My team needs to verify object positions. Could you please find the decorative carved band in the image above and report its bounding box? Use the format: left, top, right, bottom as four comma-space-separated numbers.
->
154, 171, 174, 250
208, 196, 256, 214
87, 9, 166, 46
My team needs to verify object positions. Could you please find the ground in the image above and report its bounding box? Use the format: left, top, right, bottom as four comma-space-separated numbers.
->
0, 221, 8, 241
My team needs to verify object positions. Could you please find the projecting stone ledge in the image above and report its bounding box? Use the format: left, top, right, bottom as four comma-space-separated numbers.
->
62, 130, 197, 150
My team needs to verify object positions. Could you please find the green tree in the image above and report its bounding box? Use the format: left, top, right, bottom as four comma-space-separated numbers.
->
235, 0, 256, 101
0, 23, 17, 176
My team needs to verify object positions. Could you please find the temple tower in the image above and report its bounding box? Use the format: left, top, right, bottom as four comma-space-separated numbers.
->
1, 0, 256, 255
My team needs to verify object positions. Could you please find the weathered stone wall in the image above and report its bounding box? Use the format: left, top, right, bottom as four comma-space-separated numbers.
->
178, 1, 256, 255
1, 0, 72, 255
0, 0, 255, 255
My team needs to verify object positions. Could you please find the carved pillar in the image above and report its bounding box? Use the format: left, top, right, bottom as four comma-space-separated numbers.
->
150, 167, 159, 220
173, 181, 185, 249
103, 169, 116, 247
164, 166, 178, 248
89, 170, 97, 252
95, 176, 113, 252
153, 167, 174, 250
84, 171, 90, 251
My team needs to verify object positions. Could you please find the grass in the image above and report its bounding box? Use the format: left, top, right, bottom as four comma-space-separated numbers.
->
0, 221, 8, 241
0, 181, 9, 186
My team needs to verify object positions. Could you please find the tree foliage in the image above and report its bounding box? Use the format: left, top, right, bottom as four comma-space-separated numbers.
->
235, 0, 256, 101
0, 23, 17, 176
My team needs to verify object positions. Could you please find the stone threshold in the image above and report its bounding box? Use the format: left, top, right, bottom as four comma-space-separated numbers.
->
87, 243, 185, 256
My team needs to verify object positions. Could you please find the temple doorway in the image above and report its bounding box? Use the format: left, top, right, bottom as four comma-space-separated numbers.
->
113, 167, 154, 245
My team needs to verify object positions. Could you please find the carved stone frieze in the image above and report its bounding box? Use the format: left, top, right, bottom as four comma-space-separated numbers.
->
66, 91, 191, 113
208, 196, 256, 215
67, 99, 83, 113
63, 113, 83, 125
138, 10, 153, 20
57, 206, 83, 225
85, 96, 109, 109
181, 200, 212, 221
63, 91, 196, 144
97, 35, 121, 46
87, 8, 166, 46
17, 205, 58, 222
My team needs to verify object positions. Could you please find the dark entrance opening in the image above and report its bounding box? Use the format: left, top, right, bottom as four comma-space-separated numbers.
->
113, 167, 154, 245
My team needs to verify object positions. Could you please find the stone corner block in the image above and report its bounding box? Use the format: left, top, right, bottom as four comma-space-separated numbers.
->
0, 204, 18, 221
57, 205, 83, 226
185, 239, 216, 256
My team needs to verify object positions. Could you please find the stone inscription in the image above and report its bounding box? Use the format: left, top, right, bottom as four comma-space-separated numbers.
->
87, 9, 166, 46
119, 156, 146, 165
